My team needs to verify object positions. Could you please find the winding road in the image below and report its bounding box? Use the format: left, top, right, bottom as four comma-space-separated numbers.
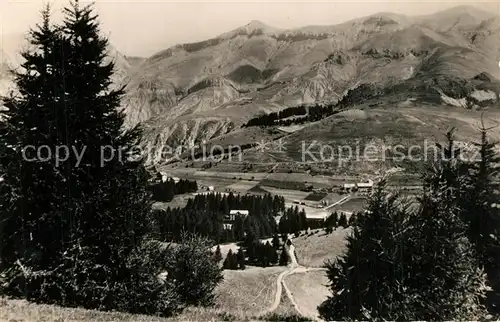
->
264, 244, 327, 321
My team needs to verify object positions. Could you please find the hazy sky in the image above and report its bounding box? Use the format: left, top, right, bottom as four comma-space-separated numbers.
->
1, 1, 499, 57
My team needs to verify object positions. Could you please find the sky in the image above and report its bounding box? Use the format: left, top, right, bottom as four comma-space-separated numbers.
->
1, 1, 499, 57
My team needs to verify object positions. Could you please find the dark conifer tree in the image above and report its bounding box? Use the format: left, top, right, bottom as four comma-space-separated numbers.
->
279, 247, 289, 266
319, 140, 488, 321
337, 213, 348, 228
461, 118, 500, 299
268, 242, 279, 265
223, 249, 235, 270
327, 211, 339, 228
236, 248, 246, 270
0, 4, 64, 275
348, 213, 357, 227
213, 245, 222, 263
0, 0, 152, 310
272, 234, 280, 249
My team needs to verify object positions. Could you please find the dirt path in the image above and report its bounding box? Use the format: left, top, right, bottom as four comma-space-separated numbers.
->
282, 267, 327, 321
264, 244, 327, 321
265, 267, 290, 313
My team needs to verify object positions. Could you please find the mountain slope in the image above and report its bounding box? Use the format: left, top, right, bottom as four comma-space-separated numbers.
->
121, 6, 499, 161
2, 6, 500, 165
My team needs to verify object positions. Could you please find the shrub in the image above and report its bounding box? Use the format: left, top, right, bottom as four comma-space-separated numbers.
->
166, 233, 223, 307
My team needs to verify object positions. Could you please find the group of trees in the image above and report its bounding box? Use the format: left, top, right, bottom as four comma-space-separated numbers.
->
152, 193, 285, 243
149, 178, 198, 202
243, 104, 338, 128
319, 127, 500, 320
278, 206, 308, 234
219, 233, 290, 269
278, 207, 359, 235
0, 1, 222, 318
244, 234, 279, 267
322, 211, 354, 232
222, 248, 246, 270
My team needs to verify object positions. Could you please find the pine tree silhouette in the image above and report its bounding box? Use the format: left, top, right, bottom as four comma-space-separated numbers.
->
237, 247, 246, 270
213, 245, 223, 263
0, 0, 152, 309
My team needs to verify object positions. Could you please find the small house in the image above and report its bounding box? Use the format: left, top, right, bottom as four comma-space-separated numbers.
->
342, 183, 356, 190
223, 210, 249, 230
357, 179, 374, 193
341, 179, 374, 194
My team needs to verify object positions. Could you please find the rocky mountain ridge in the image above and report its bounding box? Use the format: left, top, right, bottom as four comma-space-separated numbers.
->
2, 6, 500, 165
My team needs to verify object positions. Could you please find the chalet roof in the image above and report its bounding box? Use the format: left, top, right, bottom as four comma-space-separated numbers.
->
229, 210, 249, 215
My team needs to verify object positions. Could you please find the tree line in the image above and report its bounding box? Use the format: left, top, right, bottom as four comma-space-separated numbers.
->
217, 233, 291, 269
149, 178, 198, 202
243, 104, 338, 128
152, 191, 362, 245
152, 193, 285, 243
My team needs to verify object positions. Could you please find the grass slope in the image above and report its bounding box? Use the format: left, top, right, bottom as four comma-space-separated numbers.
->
293, 228, 350, 267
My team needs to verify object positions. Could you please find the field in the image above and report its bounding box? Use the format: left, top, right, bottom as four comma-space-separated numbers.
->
261, 186, 311, 201
293, 228, 350, 267
0, 267, 288, 322
260, 179, 307, 191
284, 203, 330, 219
284, 271, 330, 320
304, 192, 328, 201
225, 181, 259, 193
332, 197, 368, 213
152, 194, 192, 210
0, 298, 281, 322
215, 266, 287, 317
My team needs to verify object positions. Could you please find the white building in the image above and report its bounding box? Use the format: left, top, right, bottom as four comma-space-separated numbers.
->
342, 183, 356, 190
342, 179, 373, 193
223, 210, 249, 230
357, 179, 374, 191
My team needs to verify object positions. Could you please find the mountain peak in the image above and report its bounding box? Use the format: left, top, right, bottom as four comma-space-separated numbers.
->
219, 20, 282, 40
422, 5, 498, 22
245, 20, 270, 29
240, 19, 281, 34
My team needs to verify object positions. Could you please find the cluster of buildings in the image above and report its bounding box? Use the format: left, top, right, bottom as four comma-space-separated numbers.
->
152, 171, 180, 184
341, 179, 374, 194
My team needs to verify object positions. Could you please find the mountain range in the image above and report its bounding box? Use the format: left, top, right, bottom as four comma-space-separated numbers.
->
2, 5, 500, 165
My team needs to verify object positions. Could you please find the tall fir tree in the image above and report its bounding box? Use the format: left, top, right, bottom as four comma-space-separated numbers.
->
279, 247, 289, 266
236, 247, 246, 270
0, 0, 152, 310
461, 117, 500, 301
319, 176, 487, 321
268, 242, 278, 265
0, 3, 71, 283
271, 233, 280, 249
213, 245, 222, 263
337, 213, 348, 228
